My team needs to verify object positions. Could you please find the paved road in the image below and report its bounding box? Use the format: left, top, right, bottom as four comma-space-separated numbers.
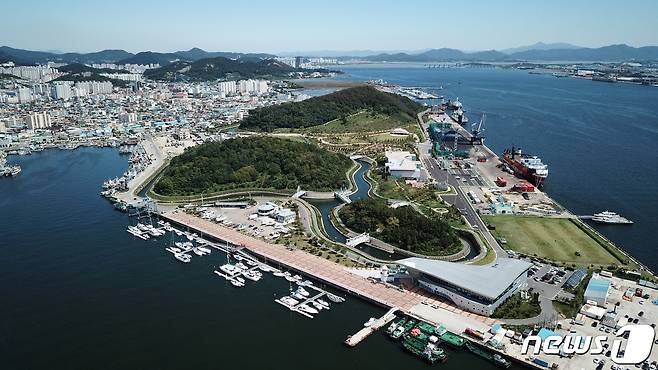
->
416, 138, 506, 258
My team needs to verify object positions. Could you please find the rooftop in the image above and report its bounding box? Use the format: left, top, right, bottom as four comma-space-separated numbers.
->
398, 257, 532, 300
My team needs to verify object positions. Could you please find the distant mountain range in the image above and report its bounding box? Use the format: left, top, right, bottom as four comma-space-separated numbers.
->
499, 42, 581, 54
0, 46, 276, 65
359, 44, 658, 62
2, 43, 658, 66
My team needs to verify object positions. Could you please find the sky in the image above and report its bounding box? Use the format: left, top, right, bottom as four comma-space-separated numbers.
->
2, 0, 658, 54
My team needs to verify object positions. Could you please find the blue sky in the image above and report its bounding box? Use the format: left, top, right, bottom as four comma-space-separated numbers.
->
2, 0, 658, 53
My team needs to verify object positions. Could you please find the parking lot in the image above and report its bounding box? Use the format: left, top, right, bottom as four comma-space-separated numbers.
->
194, 196, 297, 242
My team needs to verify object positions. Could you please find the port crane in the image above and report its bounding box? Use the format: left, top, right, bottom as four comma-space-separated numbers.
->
469, 113, 486, 145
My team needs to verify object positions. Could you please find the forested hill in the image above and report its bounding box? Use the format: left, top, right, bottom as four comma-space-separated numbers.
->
143, 57, 297, 81
153, 137, 353, 196
238, 86, 423, 132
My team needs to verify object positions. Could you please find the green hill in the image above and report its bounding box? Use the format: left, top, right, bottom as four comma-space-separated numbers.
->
239, 86, 423, 132
153, 137, 353, 196
339, 198, 461, 256
143, 56, 297, 82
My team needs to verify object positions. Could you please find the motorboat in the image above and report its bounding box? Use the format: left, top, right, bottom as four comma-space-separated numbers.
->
298, 304, 319, 315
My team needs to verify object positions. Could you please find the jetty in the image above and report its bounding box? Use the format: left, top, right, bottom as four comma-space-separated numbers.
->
345, 306, 398, 347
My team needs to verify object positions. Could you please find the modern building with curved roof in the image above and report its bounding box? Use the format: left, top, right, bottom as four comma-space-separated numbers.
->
398, 257, 532, 316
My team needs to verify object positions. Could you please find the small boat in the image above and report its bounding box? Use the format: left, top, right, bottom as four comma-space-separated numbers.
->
233, 254, 244, 261
280, 296, 299, 307
291, 291, 306, 300
316, 299, 330, 308
174, 253, 190, 263
326, 293, 345, 303
193, 249, 204, 256
235, 276, 246, 284
235, 262, 249, 270
258, 264, 272, 272
230, 280, 244, 287
273, 271, 286, 277
243, 271, 262, 282
297, 287, 310, 297
298, 304, 319, 315
198, 246, 212, 254
311, 301, 325, 311
364, 318, 376, 327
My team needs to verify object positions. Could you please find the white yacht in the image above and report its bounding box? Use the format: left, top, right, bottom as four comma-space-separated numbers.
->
592, 211, 633, 224
243, 271, 262, 281
220, 264, 238, 275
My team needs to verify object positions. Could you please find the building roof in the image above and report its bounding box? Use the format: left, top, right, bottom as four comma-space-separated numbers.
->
398, 257, 532, 300
564, 269, 588, 289
584, 277, 610, 300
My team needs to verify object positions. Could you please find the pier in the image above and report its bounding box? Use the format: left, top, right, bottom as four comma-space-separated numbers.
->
160, 210, 425, 310
345, 306, 398, 347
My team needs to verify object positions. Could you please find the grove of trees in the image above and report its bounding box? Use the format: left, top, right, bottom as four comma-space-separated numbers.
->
339, 198, 461, 256
154, 137, 353, 195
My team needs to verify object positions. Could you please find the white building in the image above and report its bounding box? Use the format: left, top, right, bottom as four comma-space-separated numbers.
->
385, 150, 422, 180
275, 208, 296, 224
17, 88, 32, 103
52, 83, 73, 100
24, 112, 52, 130
217, 81, 237, 95
237, 79, 269, 95
399, 257, 532, 316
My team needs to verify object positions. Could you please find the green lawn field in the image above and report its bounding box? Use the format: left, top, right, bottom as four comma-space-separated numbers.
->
483, 215, 621, 266
303, 110, 415, 134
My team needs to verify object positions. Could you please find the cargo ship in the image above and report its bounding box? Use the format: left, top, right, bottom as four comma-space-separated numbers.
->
502, 147, 548, 187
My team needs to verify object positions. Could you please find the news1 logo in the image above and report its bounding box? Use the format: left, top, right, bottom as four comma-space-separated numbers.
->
521, 325, 655, 364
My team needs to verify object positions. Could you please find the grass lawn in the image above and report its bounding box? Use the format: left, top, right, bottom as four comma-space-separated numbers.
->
303, 110, 415, 134
483, 215, 621, 266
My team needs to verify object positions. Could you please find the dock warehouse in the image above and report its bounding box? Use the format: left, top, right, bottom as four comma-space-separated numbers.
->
398, 258, 532, 316
583, 276, 611, 307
